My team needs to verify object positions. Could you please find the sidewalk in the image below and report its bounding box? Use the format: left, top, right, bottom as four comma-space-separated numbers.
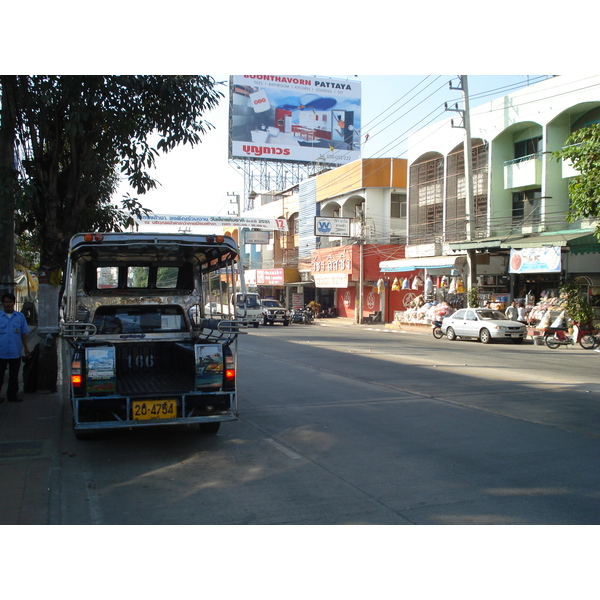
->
316, 316, 431, 335
0, 330, 63, 525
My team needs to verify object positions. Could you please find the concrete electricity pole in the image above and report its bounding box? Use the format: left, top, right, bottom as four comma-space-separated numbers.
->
447, 75, 477, 295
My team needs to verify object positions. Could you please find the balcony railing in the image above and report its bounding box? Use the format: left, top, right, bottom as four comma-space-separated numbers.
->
504, 153, 543, 190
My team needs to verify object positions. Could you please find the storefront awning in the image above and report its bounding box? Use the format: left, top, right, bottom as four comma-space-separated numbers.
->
380, 256, 461, 272
500, 231, 598, 249
449, 230, 598, 252
449, 237, 503, 251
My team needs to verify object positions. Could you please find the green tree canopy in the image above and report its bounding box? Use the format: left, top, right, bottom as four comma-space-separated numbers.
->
1, 75, 224, 274
553, 123, 600, 239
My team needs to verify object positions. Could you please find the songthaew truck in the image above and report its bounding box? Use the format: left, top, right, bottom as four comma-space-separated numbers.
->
60, 232, 247, 439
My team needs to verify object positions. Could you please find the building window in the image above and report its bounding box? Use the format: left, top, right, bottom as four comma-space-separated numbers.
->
512, 189, 541, 225
409, 156, 444, 243
445, 141, 488, 242
514, 136, 542, 159
391, 193, 407, 218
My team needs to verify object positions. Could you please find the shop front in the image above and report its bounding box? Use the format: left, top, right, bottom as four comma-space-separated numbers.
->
311, 243, 405, 321
379, 255, 468, 325
245, 268, 300, 305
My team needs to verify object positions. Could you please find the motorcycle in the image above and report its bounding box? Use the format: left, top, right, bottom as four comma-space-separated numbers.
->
291, 309, 305, 324
544, 325, 598, 349
432, 319, 444, 339
291, 307, 314, 324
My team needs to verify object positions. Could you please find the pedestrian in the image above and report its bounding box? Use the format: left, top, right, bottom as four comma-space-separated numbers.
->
516, 301, 528, 324
505, 300, 518, 321
0, 293, 31, 403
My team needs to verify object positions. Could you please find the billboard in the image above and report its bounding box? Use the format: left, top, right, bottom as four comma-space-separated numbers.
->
230, 75, 362, 165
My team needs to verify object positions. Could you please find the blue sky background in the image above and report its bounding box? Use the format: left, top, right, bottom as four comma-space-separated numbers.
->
116, 75, 552, 218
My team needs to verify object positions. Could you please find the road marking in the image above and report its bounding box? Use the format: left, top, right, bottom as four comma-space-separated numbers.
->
264, 438, 303, 460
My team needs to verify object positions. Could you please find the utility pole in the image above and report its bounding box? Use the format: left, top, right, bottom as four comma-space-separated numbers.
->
447, 75, 477, 296
227, 191, 240, 216
356, 205, 365, 324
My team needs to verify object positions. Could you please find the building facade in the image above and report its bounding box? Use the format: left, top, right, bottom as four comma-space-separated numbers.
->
398, 75, 600, 321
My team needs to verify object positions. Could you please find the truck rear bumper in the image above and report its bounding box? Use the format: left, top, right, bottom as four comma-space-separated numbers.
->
72, 392, 237, 431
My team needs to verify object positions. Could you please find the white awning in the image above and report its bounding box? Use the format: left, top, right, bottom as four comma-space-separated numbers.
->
379, 256, 461, 272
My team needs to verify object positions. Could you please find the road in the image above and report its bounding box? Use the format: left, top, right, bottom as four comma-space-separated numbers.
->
54, 322, 600, 525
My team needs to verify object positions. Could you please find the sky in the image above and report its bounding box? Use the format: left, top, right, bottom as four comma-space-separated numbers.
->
114, 75, 554, 220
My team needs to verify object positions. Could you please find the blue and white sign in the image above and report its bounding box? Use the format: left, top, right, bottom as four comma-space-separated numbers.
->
314, 217, 351, 237
509, 246, 562, 274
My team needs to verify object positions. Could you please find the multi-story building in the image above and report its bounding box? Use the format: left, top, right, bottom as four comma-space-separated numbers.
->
240, 76, 600, 323
240, 159, 409, 319
387, 74, 600, 317
238, 187, 303, 305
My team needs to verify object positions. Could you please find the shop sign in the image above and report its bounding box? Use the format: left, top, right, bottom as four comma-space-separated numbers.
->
291, 293, 304, 309
314, 217, 351, 237
314, 273, 349, 288
509, 247, 561, 274
245, 231, 270, 245
311, 249, 352, 274
257, 269, 285, 285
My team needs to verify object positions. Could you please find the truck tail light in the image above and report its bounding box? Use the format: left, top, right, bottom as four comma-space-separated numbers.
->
71, 356, 83, 388
223, 348, 235, 390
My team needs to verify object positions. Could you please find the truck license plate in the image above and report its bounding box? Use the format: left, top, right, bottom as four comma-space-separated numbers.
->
133, 399, 177, 421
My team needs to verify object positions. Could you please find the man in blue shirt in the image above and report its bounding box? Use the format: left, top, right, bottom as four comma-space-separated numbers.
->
0, 293, 32, 403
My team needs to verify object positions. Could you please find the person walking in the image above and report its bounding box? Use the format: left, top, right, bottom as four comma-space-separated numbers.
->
505, 300, 518, 321
0, 293, 31, 403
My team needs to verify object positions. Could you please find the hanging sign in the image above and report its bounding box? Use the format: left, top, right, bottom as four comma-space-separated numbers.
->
509, 247, 561, 274
314, 217, 351, 237
138, 214, 288, 232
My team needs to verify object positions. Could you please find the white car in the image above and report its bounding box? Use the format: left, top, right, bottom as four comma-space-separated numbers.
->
203, 302, 230, 316
441, 308, 526, 344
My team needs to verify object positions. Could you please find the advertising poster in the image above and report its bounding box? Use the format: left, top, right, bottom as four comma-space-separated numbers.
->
230, 75, 362, 165
86, 346, 116, 395
195, 345, 224, 389
509, 247, 562, 274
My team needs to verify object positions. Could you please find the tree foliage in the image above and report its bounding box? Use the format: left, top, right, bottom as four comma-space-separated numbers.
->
553, 123, 600, 239
1, 75, 224, 272
560, 280, 594, 327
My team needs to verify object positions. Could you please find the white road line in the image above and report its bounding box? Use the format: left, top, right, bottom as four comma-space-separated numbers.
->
264, 438, 303, 460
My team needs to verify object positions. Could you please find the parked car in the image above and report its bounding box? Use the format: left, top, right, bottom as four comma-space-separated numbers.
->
262, 299, 290, 326
204, 302, 231, 317
441, 308, 526, 344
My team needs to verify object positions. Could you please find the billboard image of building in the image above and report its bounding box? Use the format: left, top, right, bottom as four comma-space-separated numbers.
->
230, 75, 362, 165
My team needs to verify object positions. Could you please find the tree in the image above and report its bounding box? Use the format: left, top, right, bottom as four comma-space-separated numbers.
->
2, 75, 224, 277
553, 123, 600, 239
0, 75, 224, 391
